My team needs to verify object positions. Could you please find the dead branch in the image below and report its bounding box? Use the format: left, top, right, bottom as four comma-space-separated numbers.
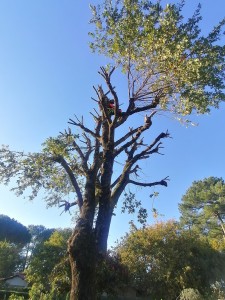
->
130, 131, 170, 165
68, 116, 100, 140
114, 120, 154, 158
128, 176, 169, 187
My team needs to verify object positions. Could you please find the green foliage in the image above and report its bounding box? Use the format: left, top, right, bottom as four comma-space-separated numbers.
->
28, 282, 69, 300
26, 229, 72, 297
90, 0, 225, 115
179, 177, 225, 242
27, 225, 55, 249
96, 251, 129, 297
179, 288, 203, 300
0, 215, 31, 246
21, 225, 55, 271
0, 290, 29, 300
116, 221, 225, 300
0, 135, 81, 207
8, 294, 26, 300
26, 229, 127, 298
121, 191, 148, 224
0, 241, 22, 277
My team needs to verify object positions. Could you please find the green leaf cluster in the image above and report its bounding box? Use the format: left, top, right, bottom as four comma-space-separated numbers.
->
0, 135, 82, 207
116, 221, 225, 299
179, 177, 225, 243
0, 241, 22, 278
90, 0, 225, 115
26, 229, 72, 298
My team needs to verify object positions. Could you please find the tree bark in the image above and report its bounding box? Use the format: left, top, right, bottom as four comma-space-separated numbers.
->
68, 218, 97, 300
95, 203, 113, 253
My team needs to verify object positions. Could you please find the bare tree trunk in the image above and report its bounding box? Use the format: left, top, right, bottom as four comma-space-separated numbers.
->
95, 203, 113, 253
68, 219, 97, 300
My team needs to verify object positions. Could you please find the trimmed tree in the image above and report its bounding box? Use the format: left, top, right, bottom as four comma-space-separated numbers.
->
0, 1, 225, 299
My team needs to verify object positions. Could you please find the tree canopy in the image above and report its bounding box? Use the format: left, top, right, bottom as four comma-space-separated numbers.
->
179, 177, 225, 241
0, 215, 31, 246
90, 0, 225, 117
0, 241, 23, 278
26, 229, 72, 299
116, 221, 225, 299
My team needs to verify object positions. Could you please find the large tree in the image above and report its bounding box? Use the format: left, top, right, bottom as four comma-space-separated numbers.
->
0, 1, 225, 299
179, 177, 225, 241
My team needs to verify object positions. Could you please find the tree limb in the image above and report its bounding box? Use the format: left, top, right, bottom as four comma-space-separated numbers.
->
130, 131, 170, 165
68, 116, 100, 140
128, 176, 169, 187
53, 155, 83, 210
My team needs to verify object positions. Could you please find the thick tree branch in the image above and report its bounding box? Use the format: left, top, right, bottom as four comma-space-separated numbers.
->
97, 85, 112, 124
130, 131, 170, 165
128, 176, 169, 187
114, 126, 142, 147
114, 111, 156, 158
53, 155, 83, 210
129, 95, 161, 115
91, 117, 102, 173
114, 122, 153, 158
110, 131, 170, 208
98, 67, 121, 125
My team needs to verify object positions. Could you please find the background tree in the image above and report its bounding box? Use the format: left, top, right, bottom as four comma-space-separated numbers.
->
26, 228, 72, 299
116, 221, 225, 300
0, 1, 225, 299
0, 214, 31, 246
95, 250, 129, 297
179, 177, 225, 242
0, 241, 23, 278
0, 215, 31, 276
22, 225, 55, 270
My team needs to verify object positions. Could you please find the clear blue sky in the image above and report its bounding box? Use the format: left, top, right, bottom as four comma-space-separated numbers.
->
0, 0, 224, 247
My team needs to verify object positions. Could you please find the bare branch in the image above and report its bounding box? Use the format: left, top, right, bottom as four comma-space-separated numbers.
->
130, 131, 170, 165
114, 125, 149, 158
68, 117, 100, 140
114, 126, 142, 147
93, 85, 101, 101
128, 176, 169, 187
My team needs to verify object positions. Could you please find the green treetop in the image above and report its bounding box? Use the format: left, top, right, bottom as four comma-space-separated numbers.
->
179, 177, 225, 241
90, 0, 225, 116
